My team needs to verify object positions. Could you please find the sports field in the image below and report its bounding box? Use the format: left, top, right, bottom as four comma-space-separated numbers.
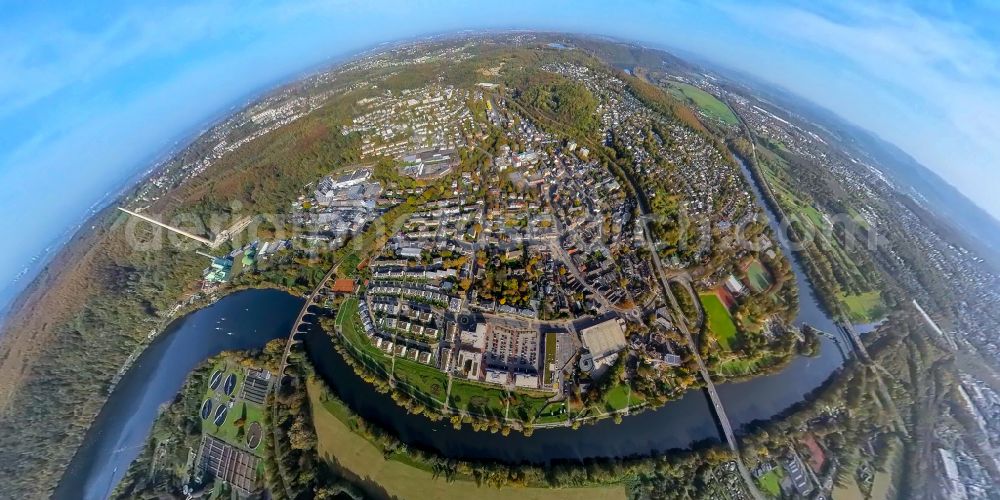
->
700, 293, 738, 350
665, 81, 739, 125
744, 259, 772, 293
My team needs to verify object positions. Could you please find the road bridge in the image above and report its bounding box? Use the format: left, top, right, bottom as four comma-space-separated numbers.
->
639, 216, 763, 500
731, 107, 908, 441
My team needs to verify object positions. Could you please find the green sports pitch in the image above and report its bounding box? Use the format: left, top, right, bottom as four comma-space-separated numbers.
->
700, 293, 738, 351
744, 259, 772, 293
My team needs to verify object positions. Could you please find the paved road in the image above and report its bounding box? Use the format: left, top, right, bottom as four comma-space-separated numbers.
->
637, 215, 763, 499
609, 145, 762, 499
731, 102, 908, 470
542, 189, 640, 319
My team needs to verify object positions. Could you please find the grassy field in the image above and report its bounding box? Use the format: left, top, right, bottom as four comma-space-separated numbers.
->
757, 466, 784, 497
758, 147, 884, 315
717, 358, 760, 377
700, 293, 738, 350
744, 259, 772, 293
664, 81, 738, 125
839, 290, 886, 323
543, 332, 557, 385
534, 401, 569, 424
336, 297, 393, 376
508, 391, 556, 423
448, 379, 509, 417
600, 383, 632, 412
391, 357, 448, 408
307, 379, 627, 499
336, 298, 369, 350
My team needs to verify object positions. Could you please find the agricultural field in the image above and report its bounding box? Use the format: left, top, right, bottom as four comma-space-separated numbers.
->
700, 293, 739, 351
664, 81, 739, 125
307, 379, 626, 499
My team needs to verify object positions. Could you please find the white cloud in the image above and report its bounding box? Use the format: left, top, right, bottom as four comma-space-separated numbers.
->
714, 0, 1000, 217
0, 1, 298, 119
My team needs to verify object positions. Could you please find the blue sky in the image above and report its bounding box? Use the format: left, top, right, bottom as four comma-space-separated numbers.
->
2, 0, 1000, 296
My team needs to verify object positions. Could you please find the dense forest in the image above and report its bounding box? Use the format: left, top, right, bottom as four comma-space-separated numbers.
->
0, 63, 378, 498
0, 34, 983, 499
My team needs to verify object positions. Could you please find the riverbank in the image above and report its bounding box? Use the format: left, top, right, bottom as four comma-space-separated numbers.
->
325, 298, 670, 434
106, 279, 309, 409
57, 141, 865, 495
730, 141, 886, 331
99, 290, 918, 499
53, 289, 304, 500
59, 103, 868, 497
307, 376, 628, 499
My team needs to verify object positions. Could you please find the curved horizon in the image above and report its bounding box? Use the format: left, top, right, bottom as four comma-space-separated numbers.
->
3, 1, 1000, 309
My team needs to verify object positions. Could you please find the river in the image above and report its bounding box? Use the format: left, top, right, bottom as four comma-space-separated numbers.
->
59, 156, 854, 495
54, 289, 304, 500
713, 157, 849, 426
293, 155, 853, 459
